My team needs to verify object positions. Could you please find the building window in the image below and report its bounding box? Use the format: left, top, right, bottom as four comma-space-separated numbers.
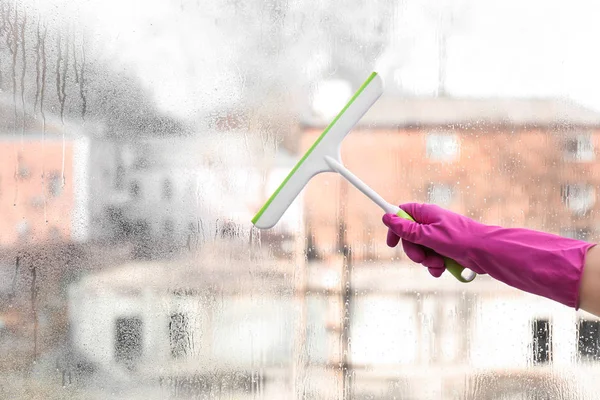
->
561, 184, 595, 215
163, 219, 175, 238
114, 317, 143, 366
16, 154, 30, 179
48, 226, 62, 241
129, 180, 142, 199
426, 183, 454, 207
560, 227, 593, 241
220, 221, 241, 238
133, 146, 151, 170
162, 178, 173, 200
564, 134, 594, 162
305, 229, 319, 261
169, 313, 191, 359
48, 171, 62, 197
426, 133, 459, 162
531, 319, 552, 365
115, 165, 125, 190
577, 319, 600, 361
16, 220, 30, 242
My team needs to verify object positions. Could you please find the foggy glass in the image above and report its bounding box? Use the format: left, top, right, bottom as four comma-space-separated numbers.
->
2, 0, 600, 399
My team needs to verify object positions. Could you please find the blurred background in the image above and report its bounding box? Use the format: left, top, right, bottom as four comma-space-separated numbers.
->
2, 0, 600, 398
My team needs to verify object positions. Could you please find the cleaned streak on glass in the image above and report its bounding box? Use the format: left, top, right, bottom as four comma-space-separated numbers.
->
6, 3, 19, 206
35, 17, 48, 222
29, 259, 38, 361
10, 255, 20, 300
55, 32, 68, 187
72, 35, 87, 119
19, 6, 25, 144
198, 217, 206, 245
0, 3, 3, 87
33, 17, 42, 114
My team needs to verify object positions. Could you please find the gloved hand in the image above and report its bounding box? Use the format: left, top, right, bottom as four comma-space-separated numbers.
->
382, 203, 596, 309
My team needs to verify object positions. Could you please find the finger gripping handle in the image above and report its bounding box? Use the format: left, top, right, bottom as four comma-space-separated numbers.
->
396, 209, 476, 283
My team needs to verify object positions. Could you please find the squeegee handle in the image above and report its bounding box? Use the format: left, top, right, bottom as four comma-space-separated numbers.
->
396, 208, 476, 283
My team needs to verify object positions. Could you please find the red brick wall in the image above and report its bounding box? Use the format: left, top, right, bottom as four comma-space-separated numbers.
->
302, 126, 600, 260
0, 138, 74, 246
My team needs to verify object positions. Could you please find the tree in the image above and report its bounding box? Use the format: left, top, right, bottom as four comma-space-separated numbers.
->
0, 0, 186, 138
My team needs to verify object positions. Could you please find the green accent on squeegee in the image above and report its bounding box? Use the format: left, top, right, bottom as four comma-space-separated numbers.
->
251, 72, 378, 225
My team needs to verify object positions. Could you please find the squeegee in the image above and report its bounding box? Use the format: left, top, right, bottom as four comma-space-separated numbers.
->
252, 72, 476, 283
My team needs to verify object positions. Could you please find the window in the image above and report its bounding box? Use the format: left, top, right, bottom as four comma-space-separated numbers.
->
48, 226, 62, 241
129, 180, 142, 199
115, 317, 143, 366
115, 165, 125, 190
48, 171, 62, 197
162, 178, 173, 200
129, 219, 150, 240
219, 221, 240, 238
6, 0, 600, 398
560, 227, 593, 241
133, 155, 149, 170
305, 229, 320, 261
169, 313, 191, 358
16, 220, 30, 241
132, 145, 151, 170
561, 184, 595, 215
16, 154, 30, 179
577, 319, 600, 361
531, 319, 552, 365
163, 219, 175, 237
426, 133, 459, 162
427, 183, 454, 207
564, 134, 594, 162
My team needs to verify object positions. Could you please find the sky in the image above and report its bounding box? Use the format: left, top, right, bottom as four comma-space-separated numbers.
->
26, 0, 600, 120
388, 0, 600, 108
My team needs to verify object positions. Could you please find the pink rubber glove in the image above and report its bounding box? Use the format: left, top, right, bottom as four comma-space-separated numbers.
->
383, 203, 596, 309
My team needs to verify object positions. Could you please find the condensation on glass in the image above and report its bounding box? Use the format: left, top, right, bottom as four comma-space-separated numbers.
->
1, 0, 600, 399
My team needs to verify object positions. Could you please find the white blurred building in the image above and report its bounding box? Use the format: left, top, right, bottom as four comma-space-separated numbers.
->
67, 242, 600, 400
86, 132, 280, 252
68, 241, 299, 398
301, 259, 600, 399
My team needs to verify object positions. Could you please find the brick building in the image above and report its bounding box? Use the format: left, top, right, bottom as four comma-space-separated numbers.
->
0, 93, 92, 248
0, 136, 78, 246
300, 96, 600, 261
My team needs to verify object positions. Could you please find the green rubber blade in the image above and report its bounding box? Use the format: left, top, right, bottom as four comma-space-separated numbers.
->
252, 72, 378, 226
